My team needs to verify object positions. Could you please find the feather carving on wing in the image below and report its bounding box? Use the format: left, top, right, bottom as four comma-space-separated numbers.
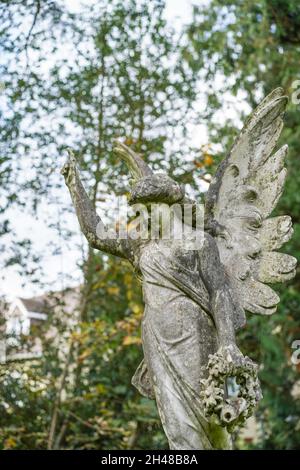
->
205, 88, 297, 325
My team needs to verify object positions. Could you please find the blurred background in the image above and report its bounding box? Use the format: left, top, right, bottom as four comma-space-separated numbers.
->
0, 0, 299, 450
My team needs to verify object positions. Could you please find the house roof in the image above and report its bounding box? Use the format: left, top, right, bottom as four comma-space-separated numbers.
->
4, 285, 81, 322
20, 296, 50, 314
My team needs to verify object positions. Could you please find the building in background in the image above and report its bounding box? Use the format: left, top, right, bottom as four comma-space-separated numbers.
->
0, 287, 80, 363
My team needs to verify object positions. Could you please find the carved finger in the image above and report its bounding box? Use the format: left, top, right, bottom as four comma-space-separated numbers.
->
67, 148, 77, 166
61, 162, 70, 176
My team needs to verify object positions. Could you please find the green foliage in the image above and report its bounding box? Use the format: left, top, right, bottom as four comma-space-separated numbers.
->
0, 0, 197, 450
1, 0, 300, 450
186, 0, 300, 449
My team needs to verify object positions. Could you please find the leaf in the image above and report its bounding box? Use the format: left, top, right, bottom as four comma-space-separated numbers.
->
107, 286, 120, 296
4, 437, 17, 449
122, 335, 142, 346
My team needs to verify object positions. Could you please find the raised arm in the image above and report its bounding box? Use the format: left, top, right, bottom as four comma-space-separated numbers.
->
61, 152, 134, 262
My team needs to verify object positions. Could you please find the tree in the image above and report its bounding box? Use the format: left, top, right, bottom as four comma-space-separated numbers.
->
0, 0, 200, 449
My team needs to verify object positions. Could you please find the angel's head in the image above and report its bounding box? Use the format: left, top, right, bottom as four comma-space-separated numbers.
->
114, 141, 185, 206
114, 142, 200, 245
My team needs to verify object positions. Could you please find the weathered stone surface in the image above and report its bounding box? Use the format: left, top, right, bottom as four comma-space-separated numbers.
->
62, 88, 296, 450
205, 87, 297, 318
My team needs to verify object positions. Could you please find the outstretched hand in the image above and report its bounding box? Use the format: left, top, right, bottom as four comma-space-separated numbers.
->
218, 343, 245, 368
61, 150, 77, 186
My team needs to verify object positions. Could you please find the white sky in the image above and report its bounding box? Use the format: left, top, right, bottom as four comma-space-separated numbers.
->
1, 0, 196, 299
1, 0, 248, 300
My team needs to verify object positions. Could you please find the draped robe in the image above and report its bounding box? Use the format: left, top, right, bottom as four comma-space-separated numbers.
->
132, 239, 232, 450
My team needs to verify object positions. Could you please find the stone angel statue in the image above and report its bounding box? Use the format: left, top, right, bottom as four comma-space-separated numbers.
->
62, 88, 297, 450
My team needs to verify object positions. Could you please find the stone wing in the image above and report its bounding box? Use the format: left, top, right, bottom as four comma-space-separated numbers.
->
204, 88, 297, 317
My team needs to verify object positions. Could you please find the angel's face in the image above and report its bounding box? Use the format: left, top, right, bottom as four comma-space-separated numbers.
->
127, 201, 185, 243
114, 141, 185, 205
114, 141, 192, 241
128, 171, 188, 243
